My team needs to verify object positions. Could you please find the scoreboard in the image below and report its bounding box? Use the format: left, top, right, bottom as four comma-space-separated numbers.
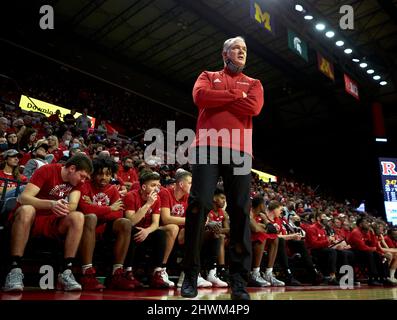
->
379, 157, 397, 225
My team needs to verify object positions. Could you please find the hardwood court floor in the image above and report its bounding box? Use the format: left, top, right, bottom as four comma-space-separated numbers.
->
1, 285, 396, 300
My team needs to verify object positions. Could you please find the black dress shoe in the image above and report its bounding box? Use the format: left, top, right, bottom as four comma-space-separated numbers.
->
285, 276, 302, 286
230, 273, 251, 301
312, 272, 324, 285
368, 279, 383, 286
181, 272, 198, 298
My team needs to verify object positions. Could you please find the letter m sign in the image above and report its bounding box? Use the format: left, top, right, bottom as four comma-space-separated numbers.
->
250, 0, 275, 34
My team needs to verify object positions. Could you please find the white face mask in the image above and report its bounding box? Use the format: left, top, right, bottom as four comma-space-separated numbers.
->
114, 157, 119, 162
64, 140, 70, 146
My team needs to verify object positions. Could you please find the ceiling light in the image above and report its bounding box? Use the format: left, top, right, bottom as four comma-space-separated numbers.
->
325, 31, 335, 38
335, 40, 344, 46
344, 48, 352, 54
315, 23, 326, 31
380, 81, 387, 86
359, 62, 367, 68
373, 75, 381, 80
366, 69, 374, 74
352, 58, 360, 62
304, 15, 313, 20
295, 4, 304, 12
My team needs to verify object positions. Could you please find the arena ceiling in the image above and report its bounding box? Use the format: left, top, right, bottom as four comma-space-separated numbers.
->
1, 0, 397, 201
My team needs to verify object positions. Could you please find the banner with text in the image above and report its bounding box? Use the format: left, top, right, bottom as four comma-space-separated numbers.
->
19, 95, 96, 128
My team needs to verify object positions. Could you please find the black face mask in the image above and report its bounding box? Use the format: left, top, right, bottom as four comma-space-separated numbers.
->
123, 165, 131, 171
294, 221, 301, 227
0, 143, 8, 151
225, 59, 245, 74
320, 219, 329, 226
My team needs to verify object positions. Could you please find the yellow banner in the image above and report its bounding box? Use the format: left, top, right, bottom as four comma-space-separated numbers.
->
251, 169, 277, 182
19, 95, 96, 128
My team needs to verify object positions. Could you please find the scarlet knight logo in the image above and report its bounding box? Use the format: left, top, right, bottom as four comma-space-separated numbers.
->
381, 162, 397, 176
171, 204, 185, 217
93, 192, 110, 206
49, 184, 73, 198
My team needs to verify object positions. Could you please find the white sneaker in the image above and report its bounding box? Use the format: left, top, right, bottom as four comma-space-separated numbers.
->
197, 274, 212, 288
248, 271, 271, 287
56, 269, 82, 291
263, 272, 285, 287
160, 269, 175, 287
3, 268, 24, 292
207, 272, 228, 288
387, 277, 397, 284
177, 272, 212, 288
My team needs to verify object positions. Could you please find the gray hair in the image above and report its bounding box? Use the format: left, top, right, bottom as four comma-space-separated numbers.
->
222, 36, 246, 53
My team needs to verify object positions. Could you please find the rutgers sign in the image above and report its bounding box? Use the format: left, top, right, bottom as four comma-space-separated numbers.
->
381, 161, 397, 176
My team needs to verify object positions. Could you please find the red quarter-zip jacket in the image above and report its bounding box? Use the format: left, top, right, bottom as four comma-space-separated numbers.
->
192, 67, 264, 156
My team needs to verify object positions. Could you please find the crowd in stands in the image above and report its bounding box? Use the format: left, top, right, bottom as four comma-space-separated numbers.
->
1, 63, 397, 293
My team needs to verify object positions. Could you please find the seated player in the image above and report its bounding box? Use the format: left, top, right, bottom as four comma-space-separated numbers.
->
249, 196, 284, 287
306, 212, 354, 285
348, 216, 388, 286
78, 156, 138, 290
203, 188, 229, 287
158, 169, 192, 288
3, 154, 93, 292
124, 170, 171, 288
267, 201, 323, 286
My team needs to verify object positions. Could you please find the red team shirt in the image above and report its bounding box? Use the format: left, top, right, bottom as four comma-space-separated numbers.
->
28, 164, 77, 216
78, 181, 123, 222
10, 164, 79, 239
0, 171, 28, 188
348, 227, 379, 252
117, 167, 138, 184
192, 67, 264, 156
208, 208, 225, 223
250, 212, 277, 243
305, 222, 330, 250
124, 189, 160, 228
159, 188, 188, 218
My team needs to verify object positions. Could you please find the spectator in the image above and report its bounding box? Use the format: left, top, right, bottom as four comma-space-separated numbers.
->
0, 136, 8, 152
97, 120, 107, 135
76, 108, 90, 138
6, 132, 19, 151
64, 109, 76, 129
116, 156, 138, 191
48, 110, 61, 123
0, 149, 27, 198
19, 128, 37, 153
47, 135, 63, 162
23, 141, 54, 180
0, 117, 9, 133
